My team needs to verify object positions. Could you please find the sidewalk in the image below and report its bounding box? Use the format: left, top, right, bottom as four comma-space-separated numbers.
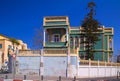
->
0, 74, 120, 81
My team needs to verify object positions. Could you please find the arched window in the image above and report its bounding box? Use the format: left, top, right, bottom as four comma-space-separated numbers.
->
70, 37, 73, 48
52, 34, 60, 42
0, 44, 2, 49
75, 37, 79, 48
80, 36, 84, 49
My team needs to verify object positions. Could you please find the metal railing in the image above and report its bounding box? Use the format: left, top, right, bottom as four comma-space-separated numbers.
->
19, 50, 41, 54
18, 50, 41, 56
19, 49, 78, 56
44, 49, 66, 54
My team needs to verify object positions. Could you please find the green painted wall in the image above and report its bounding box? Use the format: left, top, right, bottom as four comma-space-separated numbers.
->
69, 28, 113, 61
94, 52, 103, 61
43, 17, 113, 62
104, 36, 108, 50
45, 42, 66, 47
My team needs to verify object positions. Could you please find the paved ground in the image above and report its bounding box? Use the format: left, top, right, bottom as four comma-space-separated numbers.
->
0, 74, 120, 81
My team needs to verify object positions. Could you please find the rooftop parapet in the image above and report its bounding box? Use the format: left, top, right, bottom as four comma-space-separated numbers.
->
43, 16, 69, 26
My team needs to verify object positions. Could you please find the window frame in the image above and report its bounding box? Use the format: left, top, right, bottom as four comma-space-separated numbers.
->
52, 34, 60, 42
70, 37, 73, 48
0, 44, 2, 49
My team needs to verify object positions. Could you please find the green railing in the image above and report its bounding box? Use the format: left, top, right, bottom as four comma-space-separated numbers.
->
45, 42, 66, 47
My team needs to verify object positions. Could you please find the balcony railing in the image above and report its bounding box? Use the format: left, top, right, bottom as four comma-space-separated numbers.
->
19, 50, 41, 54
70, 49, 77, 54
18, 49, 78, 56
18, 50, 41, 56
45, 42, 66, 47
45, 21, 67, 26
44, 49, 66, 55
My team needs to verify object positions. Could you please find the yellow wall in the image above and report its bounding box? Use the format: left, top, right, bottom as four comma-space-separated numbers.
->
0, 35, 28, 68
0, 35, 8, 40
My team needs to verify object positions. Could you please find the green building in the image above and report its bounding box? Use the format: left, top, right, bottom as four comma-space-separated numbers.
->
43, 16, 113, 62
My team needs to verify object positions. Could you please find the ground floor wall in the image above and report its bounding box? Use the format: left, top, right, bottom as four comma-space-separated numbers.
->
17, 56, 120, 78
78, 65, 120, 78
17, 56, 77, 77
17, 56, 40, 75
44, 57, 67, 76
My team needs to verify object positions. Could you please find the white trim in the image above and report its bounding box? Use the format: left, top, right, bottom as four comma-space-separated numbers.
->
73, 37, 75, 49
43, 29, 46, 46
66, 29, 69, 42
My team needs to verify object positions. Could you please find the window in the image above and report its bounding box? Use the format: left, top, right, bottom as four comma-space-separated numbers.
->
75, 37, 79, 48
79, 53, 87, 60
47, 35, 49, 42
53, 34, 60, 42
109, 37, 112, 50
70, 37, 73, 48
80, 37, 84, 48
79, 54, 84, 60
0, 44, 2, 48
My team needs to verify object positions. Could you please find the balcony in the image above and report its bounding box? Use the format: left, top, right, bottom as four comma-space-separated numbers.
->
45, 42, 66, 47
18, 49, 78, 56
44, 49, 67, 56
18, 50, 41, 56
45, 21, 67, 26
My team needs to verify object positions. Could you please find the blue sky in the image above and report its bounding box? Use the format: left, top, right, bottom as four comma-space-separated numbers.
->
0, 0, 120, 55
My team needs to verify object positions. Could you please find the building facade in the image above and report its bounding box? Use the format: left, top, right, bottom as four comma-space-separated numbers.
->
0, 34, 27, 69
17, 16, 115, 77
43, 16, 114, 62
